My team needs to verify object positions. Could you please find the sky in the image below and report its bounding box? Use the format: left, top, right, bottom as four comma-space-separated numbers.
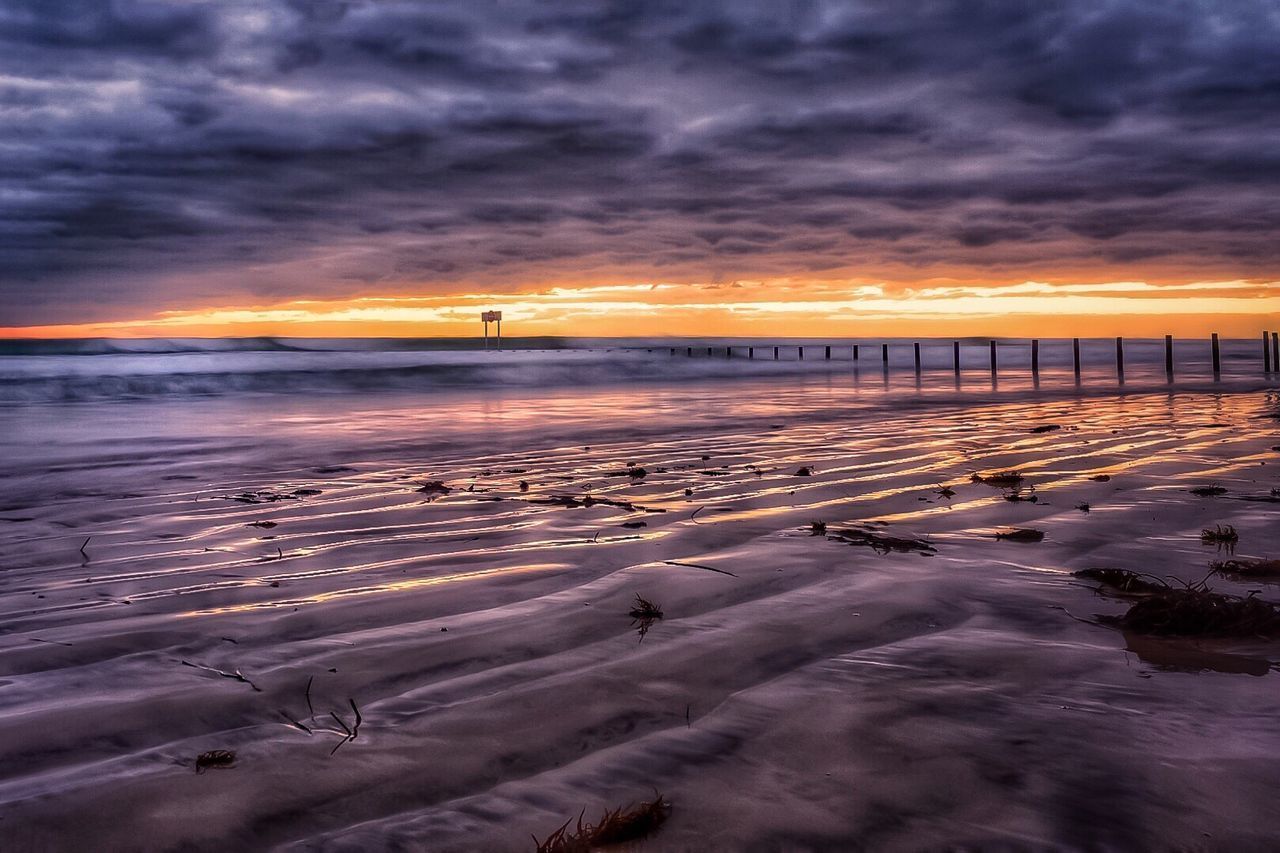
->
1, 0, 1278, 338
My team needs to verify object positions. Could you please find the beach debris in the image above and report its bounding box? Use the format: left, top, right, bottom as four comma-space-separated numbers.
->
79, 536, 91, 560
995, 528, 1045, 543
628, 594, 663, 642
795, 466, 813, 476
534, 793, 671, 853
1075, 502, 1091, 512
1104, 587, 1280, 638
1003, 486, 1038, 503
1088, 474, 1111, 482
621, 521, 647, 529
627, 467, 647, 479
195, 749, 236, 773
1074, 568, 1168, 596
1189, 485, 1228, 497
519, 480, 529, 492
700, 469, 731, 476
227, 489, 321, 504
528, 495, 664, 514
971, 471, 1023, 488
1200, 525, 1239, 548
936, 485, 956, 499
831, 526, 936, 556
684, 488, 693, 497
328, 699, 363, 755
415, 480, 451, 498
181, 660, 261, 692
662, 559, 738, 577
247, 521, 278, 529
1029, 424, 1061, 434
1211, 558, 1280, 578
278, 710, 313, 734
808, 520, 827, 536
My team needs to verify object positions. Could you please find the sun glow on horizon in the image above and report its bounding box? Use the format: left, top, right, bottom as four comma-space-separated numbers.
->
3, 278, 1277, 340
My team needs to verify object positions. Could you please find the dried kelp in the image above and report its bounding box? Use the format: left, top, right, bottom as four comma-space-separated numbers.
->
831, 526, 936, 556
534, 793, 670, 853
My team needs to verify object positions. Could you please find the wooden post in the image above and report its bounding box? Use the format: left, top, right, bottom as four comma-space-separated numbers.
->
853, 344, 859, 362
953, 341, 960, 375
670, 347, 675, 356
825, 345, 831, 360
774, 346, 779, 361
686, 346, 692, 357
1031, 339, 1040, 375
748, 346, 754, 360
726, 346, 732, 359
1072, 338, 1081, 381
1211, 333, 1221, 378
914, 342, 921, 375
1116, 337, 1125, 381
989, 340, 997, 376
1273, 332, 1279, 373
798, 346, 804, 360
707, 346, 713, 357
1265, 331, 1272, 373
882, 343, 889, 364
1165, 335, 1174, 381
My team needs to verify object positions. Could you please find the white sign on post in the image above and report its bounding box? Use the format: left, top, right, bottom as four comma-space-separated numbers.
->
481, 311, 503, 349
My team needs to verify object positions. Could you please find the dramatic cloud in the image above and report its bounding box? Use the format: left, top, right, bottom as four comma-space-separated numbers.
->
1, 0, 1278, 325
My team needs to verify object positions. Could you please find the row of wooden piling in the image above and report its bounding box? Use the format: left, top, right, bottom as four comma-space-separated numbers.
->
666, 333, 1280, 380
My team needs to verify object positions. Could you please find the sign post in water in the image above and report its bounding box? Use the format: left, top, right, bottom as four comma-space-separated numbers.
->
481, 310, 502, 350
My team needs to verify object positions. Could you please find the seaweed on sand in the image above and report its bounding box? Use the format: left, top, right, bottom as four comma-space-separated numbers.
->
1200, 525, 1239, 548
1074, 568, 1168, 596
1189, 485, 1228, 497
995, 528, 1045, 543
534, 793, 671, 852
971, 471, 1024, 488
1088, 474, 1111, 482
1003, 486, 1038, 503
1104, 587, 1280, 638
1029, 424, 1061, 433
808, 520, 827, 536
605, 466, 647, 479
831, 526, 936, 556
795, 466, 814, 476
1211, 558, 1280, 578
415, 480, 451, 498
195, 750, 235, 773
628, 594, 663, 642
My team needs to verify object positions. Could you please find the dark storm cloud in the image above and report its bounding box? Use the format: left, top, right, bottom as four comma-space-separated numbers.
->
1, 0, 1278, 323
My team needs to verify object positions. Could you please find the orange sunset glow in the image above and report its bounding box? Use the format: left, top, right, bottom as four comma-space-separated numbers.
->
5, 277, 1276, 340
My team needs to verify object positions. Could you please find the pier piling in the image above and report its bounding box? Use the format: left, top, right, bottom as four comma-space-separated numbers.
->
1072, 338, 1081, 382
914, 342, 922, 375
1116, 337, 1125, 382
1211, 334, 1220, 378
1165, 335, 1174, 381
989, 341, 997, 377
953, 341, 960, 375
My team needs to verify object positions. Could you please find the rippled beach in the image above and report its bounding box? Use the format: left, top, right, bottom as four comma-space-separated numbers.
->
2, 345, 1280, 851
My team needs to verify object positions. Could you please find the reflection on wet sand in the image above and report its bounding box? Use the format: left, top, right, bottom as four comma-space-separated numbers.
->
1, 380, 1279, 850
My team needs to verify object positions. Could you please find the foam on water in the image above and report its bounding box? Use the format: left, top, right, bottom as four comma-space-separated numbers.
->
0, 337, 1268, 404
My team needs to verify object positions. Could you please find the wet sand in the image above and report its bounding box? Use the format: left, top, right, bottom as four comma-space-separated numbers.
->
2, 376, 1280, 851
